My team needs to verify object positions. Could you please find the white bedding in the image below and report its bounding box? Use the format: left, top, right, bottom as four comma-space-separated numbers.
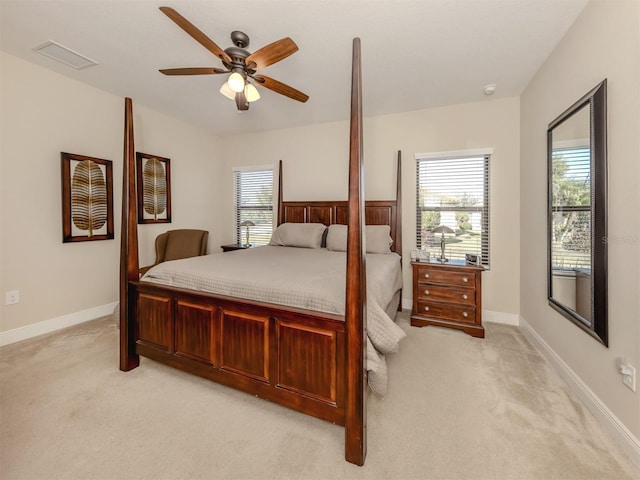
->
142, 246, 405, 395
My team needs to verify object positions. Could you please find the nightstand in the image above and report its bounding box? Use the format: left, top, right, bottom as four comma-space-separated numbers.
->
220, 244, 255, 252
411, 260, 484, 338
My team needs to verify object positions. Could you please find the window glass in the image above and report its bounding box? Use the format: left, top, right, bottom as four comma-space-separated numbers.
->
550, 147, 591, 271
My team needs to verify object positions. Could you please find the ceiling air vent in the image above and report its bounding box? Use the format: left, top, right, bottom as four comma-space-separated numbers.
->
33, 41, 98, 70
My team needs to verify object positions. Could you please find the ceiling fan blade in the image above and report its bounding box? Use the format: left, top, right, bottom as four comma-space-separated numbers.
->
253, 75, 309, 103
160, 67, 227, 76
246, 37, 298, 70
159, 6, 232, 64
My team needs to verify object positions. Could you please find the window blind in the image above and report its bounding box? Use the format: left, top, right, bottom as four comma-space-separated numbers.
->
416, 154, 490, 267
550, 147, 591, 271
234, 168, 274, 245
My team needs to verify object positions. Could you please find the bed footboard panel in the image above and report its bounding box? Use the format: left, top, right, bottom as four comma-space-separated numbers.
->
138, 293, 172, 352
175, 301, 217, 365
132, 282, 346, 425
220, 308, 270, 382
277, 321, 340, 404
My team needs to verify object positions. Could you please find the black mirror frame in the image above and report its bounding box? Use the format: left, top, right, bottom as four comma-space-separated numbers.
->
547, 79, 608, 346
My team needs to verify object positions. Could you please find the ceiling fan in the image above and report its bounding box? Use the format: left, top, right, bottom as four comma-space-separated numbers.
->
158, 6, 309, 111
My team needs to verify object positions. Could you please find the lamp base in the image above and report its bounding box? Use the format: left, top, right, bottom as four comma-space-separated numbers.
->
439, 238, 448, 263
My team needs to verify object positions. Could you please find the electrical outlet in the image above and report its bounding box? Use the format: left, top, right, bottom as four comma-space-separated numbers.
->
622, 364, 636, 392
618, 358, 636, 392
5, 290, 19, 305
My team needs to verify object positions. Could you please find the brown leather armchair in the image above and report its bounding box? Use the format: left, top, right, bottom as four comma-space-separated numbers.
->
139, 229, 209, 276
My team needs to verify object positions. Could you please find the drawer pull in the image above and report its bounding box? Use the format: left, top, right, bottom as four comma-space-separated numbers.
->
424, 290, 430, 296
462, 277, 469, 283
424, 273, 430, 279
462, 311, 469, 318
424, 306, 430, 312
462, 294, 468, 300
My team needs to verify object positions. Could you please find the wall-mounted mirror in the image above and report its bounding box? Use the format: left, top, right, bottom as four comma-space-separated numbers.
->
547, 79, 607, 346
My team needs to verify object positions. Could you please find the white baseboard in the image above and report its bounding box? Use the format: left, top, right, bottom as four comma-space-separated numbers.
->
401, 298, 412, 311
520, 315, 640, 470
483, 310, 520, 325
0, 301, 118, 347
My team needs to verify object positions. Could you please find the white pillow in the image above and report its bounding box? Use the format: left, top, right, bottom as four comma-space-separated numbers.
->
325, 224, 348, 251
268, 223, 326, 248
366, 225, 393, 253
325, 224, 392, 254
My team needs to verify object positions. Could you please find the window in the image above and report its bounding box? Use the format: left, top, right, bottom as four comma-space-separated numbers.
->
415, 151, 490, 267
550, 146, 590, 271
234, 167, 274, 246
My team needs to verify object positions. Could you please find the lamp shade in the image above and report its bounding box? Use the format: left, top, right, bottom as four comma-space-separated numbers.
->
432, 225, 455, 235
219, 82, 236, 100
244, 83, 260, 102
228, 72, 245, 93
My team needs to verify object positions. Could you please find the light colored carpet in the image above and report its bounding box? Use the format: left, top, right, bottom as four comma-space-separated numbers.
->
0, 311, 636, 480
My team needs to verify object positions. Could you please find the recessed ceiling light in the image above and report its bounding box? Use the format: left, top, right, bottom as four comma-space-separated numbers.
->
483, 84, 496, 96
33, 41, 98, 70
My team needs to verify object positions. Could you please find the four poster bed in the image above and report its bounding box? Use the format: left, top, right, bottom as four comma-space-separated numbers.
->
119, 39, 403, 465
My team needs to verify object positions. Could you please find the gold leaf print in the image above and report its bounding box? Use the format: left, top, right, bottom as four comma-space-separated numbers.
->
143, 158, 167, 220
71, 160, 107, 236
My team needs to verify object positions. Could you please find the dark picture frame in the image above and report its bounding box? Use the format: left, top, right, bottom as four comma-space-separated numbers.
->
136, 152, 171, 224
61, 152, 114, 243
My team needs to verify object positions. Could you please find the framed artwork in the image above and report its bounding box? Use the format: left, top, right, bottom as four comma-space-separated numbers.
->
136, 152, 171, 224
61, 152, 114, 242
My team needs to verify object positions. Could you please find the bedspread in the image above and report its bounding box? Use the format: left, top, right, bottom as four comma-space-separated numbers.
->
142, 246, 405, 395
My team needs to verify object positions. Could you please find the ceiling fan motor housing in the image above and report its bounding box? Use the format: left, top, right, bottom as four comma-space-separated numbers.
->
230, 31, 250, 49
224, 32, 252, 73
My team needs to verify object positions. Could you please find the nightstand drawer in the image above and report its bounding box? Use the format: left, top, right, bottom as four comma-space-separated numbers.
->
417, 286, 475, 306
415, 265, 475, 287
416, 301, 476, 324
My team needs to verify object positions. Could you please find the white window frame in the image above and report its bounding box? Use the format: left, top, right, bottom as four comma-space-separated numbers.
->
414, 148, 492, 268
233, 165, 274, 246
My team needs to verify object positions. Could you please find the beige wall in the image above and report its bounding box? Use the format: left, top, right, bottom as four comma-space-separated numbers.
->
520, 0, 640, 439
0, 52, 221, 333
219, 97, 521, 316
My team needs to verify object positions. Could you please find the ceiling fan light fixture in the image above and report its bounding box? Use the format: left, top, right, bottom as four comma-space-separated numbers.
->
244, 83, 260, 102
158, 8, 308, 108
219, 82, 236, 100
228, 71, 245, 92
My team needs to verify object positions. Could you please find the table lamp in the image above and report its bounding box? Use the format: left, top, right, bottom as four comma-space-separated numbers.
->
432, 225, 455, 262
240, 220, 255, 246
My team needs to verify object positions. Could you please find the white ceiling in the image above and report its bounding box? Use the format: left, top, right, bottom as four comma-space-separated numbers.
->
1, 0, 589, 137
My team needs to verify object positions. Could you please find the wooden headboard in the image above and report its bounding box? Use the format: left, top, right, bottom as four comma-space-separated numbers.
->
276, 154, 403, 256
278, 200, 398, 253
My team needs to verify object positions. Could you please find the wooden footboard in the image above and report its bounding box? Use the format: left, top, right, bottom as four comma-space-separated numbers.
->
132, 282, 346, 424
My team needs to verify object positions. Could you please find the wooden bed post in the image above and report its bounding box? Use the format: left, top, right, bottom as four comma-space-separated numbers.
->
345, 37, 367, 466
395, 150, 403, 311
277, 160, 283, 226
396, 150, 402, 259
119, 97, 140, 371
